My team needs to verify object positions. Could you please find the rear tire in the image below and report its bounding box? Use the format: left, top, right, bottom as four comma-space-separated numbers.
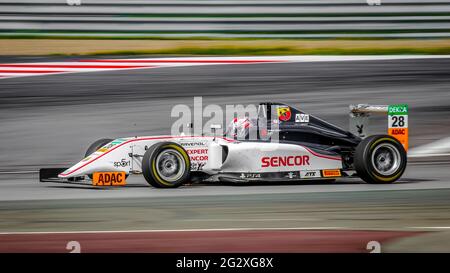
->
354, 135, 407, 184
142, 142, 191, 188
84, 138, 113, 179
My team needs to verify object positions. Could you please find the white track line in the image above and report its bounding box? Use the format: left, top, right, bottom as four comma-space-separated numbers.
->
0, 227, 351, 235
0, 226, 441, 235
409, 137, 450, 158
410, 227, 450, 230
0, 171, 38, 174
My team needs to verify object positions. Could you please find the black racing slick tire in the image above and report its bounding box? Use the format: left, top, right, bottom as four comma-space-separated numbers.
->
354, 135, 407, 184
142, 142, 191, 188
84, 138, 113, 179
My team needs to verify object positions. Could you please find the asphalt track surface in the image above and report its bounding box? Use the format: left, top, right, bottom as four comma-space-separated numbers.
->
1, 57, 450, 252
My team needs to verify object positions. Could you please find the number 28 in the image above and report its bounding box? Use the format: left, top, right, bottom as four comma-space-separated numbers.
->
391, 116, 405, 127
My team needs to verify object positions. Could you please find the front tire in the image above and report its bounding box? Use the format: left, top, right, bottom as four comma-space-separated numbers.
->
142, 142, 191, 188
354, 135, 407, 184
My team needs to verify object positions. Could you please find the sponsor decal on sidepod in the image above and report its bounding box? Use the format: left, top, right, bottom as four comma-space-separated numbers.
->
261, 155, 310, 168
187, 148, 209, 161
300, 170, 321, 178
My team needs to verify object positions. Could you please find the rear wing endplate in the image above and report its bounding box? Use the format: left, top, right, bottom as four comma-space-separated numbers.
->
349, 104, 408, 151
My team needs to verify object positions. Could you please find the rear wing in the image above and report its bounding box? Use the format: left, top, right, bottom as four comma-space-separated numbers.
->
349, 104, 408, 151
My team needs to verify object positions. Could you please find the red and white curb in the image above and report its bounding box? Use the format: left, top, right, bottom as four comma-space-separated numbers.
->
0, 57, 283, 79
1, 55, 449, 79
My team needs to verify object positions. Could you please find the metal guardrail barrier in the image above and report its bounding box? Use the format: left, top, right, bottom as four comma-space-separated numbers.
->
0, 0, 449, 38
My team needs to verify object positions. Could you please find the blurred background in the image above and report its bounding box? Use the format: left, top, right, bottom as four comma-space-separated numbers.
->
0, 0, 449, 55
0, 0, 450, 254
2, 0, 450, 38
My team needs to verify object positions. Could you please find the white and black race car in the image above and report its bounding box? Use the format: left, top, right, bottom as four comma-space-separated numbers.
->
40, 102, 408, 188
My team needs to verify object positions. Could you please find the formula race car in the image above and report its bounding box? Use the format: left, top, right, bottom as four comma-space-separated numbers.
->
40, 102, 408, 188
